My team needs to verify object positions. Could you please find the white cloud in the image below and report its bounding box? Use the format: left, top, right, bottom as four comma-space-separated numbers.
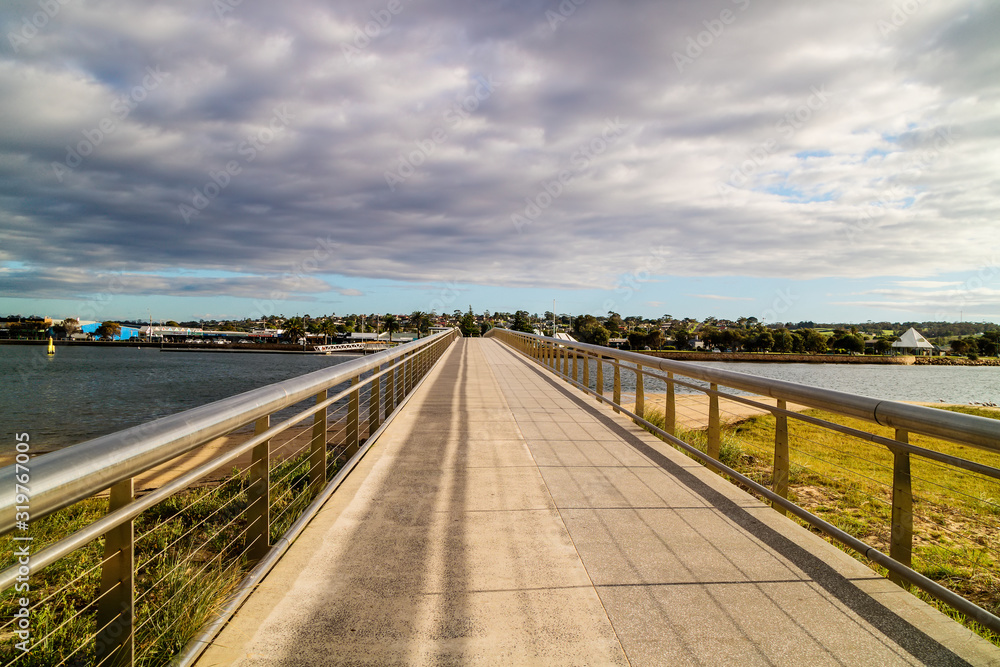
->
0, 0, 998, 304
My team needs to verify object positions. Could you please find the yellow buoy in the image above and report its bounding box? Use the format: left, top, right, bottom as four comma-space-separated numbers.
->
47, 336, 55, 355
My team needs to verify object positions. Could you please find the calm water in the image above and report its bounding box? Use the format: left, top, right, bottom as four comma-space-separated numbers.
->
586, 359, 999, 405
2, 346, 998, 454
0, 346, 357, 454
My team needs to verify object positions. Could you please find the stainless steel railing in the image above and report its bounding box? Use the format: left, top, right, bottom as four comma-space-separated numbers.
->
0, 329, 458, 666
487, 328, 1000, 635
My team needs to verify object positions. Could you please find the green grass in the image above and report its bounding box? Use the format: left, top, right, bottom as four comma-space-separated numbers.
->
638, 404, 1000, 646
0, 448, 342, 665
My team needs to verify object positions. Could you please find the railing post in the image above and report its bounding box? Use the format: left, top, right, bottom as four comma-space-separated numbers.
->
635, 364, 644, 419
346, 375, 360, 458
95, 478, 134, 667
583, 353, 590, 393
612, 362, 621, 413
404, 351, 412, 395
571, 350, 578, 385
562, 346, 569, 378
890, 428, 913, 588
248, 415, 271, 561
368, 366, 382, 437
708, 383, 721, 463
773, 399, 789, 516
665, 372, 676, 436
386, 363, 396, 414
596, 355, 604, 403
395, 356, 404, 408
310, 390, 327, 496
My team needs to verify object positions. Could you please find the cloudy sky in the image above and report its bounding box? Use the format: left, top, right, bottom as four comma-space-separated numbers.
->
1, 0, 998, 323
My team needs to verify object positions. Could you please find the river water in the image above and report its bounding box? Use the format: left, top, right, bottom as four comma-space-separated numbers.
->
1, 346, 998, 454
573, 358, 999, 407
0, 345, 357, 454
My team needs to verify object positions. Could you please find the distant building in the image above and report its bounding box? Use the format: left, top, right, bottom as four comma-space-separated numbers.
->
81, 322, 140, 340
891, 328, 935, 355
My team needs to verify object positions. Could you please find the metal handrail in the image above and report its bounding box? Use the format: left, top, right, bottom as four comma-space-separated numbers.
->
0, 330, 454, 535
497, 330, 1000, 452
488, 328, 1000, 634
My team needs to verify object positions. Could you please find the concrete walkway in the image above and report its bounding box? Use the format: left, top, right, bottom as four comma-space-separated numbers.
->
196, 339, 999, 666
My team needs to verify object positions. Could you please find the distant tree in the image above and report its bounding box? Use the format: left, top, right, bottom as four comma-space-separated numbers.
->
511, 310, 533, 333
320, 319, 338, 343
578, 322, 611, 346
981, 331, 1000, 356
409, 311, 431, 336
627, 329, 665, 350
797, 328, 828, 353
605, 312, 624, 335
874, 338, 893, 355
383, 314, 400, 335
96, 321, 121, 341
829, 330, 864, 354
282, 317, 305, 343
166, 320, 180, 327
748, 330, 774, 353
480, 321, 492, 337
949, 339, 968, 355
669, 324, 692, 349
459, 307, 478, 337
720, 328, 745, 352
53, 318, 76, 339
772, 329, 793, 353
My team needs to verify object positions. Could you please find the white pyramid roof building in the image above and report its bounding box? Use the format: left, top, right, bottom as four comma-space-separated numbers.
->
891, 327, 934, 349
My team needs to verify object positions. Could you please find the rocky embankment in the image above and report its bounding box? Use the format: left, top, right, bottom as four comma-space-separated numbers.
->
636, 351, 916, 364
914, 357, 1000, 366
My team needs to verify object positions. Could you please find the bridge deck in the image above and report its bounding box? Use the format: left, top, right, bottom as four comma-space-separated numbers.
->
197, 338, 998, 666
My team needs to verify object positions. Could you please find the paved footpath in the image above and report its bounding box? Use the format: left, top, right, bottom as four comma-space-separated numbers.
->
197, 338, 999, 666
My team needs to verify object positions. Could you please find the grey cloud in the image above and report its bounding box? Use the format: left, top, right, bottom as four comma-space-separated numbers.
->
0, 0, 998, 302
0, 267, 331, 300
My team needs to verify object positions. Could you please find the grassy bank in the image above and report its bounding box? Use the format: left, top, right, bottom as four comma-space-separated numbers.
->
640, 405, 1000, 646
0, 450, 338, 666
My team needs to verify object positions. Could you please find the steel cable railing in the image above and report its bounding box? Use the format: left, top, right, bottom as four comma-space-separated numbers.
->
0, 329, 458, 666
487, 328, 1000, 638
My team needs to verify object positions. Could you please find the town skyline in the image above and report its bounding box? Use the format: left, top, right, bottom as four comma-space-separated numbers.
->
2, 2, 999, 325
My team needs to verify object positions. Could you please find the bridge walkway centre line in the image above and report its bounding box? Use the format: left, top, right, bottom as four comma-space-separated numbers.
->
196, 338, 999, 666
